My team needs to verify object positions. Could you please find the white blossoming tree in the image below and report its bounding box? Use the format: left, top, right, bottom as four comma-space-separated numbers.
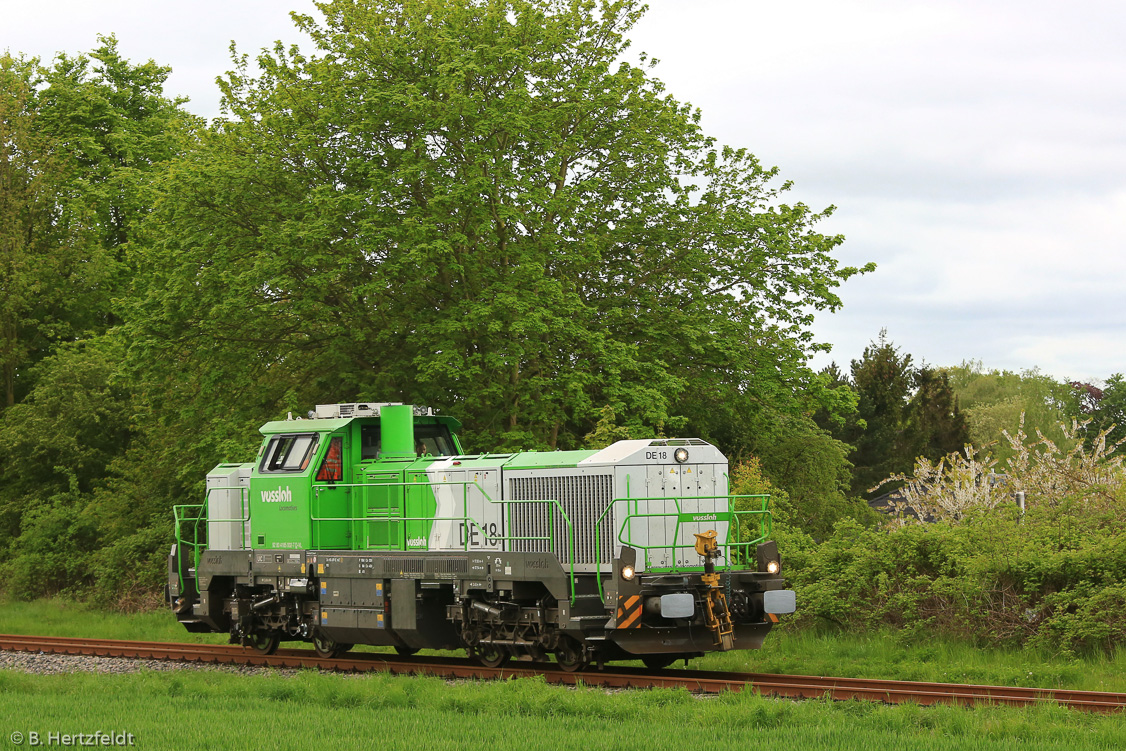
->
873, 414, 1126, 523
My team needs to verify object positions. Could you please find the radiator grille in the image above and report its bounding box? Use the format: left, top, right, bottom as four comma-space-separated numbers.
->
508, 475, 613, 565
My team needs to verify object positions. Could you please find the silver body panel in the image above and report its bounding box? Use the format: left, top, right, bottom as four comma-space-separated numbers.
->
206, 463, 252, 550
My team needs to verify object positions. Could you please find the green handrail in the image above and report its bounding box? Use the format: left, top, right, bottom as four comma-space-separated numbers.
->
172, 485, 252, 596
310, 480, 486, 551
312, 478, 579, 603
172, 503, 205, 596
181, 477, 763, 610
594, 492, 771, 599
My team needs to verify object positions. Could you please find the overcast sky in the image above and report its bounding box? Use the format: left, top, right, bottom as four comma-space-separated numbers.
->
7, 1, 1125, 383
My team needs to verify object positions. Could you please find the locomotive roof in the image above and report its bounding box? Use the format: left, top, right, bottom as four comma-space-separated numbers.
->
258, 414, 462, 435
260, 417, 353, 434
502, 449, 599, 469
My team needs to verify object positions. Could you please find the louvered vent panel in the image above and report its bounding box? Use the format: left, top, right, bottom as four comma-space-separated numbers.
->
425, 557, 469, 574
382, 558, 424, 573
508, 475, 613, 566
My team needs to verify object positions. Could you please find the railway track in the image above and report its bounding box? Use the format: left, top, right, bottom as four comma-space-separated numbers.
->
2, 634, 1123, 712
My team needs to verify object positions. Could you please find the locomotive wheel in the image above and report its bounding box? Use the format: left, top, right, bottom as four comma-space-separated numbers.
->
312, 631, 348, 659
394, 646, 419, 657
554, 637, 588, 673
475, 644, 509, 669
641, 655, 678, 670
245, 632, 280, 656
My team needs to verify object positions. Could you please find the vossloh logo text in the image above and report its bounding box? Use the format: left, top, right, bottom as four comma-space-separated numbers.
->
261, 486, 293, 503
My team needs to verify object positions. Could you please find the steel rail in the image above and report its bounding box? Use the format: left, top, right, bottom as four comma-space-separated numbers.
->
1, 634, 1122, 712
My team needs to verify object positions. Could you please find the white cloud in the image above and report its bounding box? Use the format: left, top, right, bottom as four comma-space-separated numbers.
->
627, 2, 1126, 381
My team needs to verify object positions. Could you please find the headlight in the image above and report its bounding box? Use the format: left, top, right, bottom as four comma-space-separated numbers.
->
674, 448, 689, 463
766, 560, 780, 575
621, 565, 635, 581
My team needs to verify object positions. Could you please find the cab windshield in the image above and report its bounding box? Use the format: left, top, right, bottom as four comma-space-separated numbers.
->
260, 434, 320, 473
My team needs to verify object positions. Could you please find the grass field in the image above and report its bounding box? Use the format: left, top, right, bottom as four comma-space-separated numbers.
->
1, 600, 1124, 750
1, 667, 1125, 751
695, 627, 1126, 693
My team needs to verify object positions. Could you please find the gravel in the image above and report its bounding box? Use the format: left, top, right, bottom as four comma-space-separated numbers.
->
0, 651, 695, 695
0, 651, 301, 677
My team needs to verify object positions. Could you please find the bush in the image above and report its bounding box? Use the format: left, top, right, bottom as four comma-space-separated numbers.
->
785, 489, 1126, 653
1, 491, 100, 599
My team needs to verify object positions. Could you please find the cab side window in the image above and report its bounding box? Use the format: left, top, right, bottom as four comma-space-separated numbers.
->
359, 423, 455, 459
360, 425, 381, 460
261, 434, 320, 473
416, 424, 455, 456
316, 436, 344, 482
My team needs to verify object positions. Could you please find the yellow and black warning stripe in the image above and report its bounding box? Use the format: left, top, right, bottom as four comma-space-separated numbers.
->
616, 594, 642, 629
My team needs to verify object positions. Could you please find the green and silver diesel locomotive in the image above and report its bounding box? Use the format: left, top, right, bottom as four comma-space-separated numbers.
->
169, 403, 795, 670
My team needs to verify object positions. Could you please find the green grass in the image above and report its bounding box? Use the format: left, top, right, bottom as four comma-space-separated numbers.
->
688, 625, 1126, 693
0, 599, 230, 644
0, 668, 1124, 751
2, 600, 1126, 749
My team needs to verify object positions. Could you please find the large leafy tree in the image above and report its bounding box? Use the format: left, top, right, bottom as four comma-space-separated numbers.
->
131, 0, 870, 454
0, 40, 193, 599
947, 363, 1080, 464
0, 54, 92, 408
0, 38, 190, 408
34, 37, 191, 260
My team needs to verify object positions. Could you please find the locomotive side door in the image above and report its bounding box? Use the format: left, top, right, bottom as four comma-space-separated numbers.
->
359, 466, 405, 551
310, 433, 353, 549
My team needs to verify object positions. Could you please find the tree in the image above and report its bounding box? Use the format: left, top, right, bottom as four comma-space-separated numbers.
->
842, 331, 914, 496
1085, 374, 1126, 451
821, 333, 969, 498
128, 0, 871, 456
903, 366, 970, 462
752, 414, 872, 539
0, 54, 91, 408
0, 40, 193, 601
0, 39, 191, 408
946, 362, 1080, 464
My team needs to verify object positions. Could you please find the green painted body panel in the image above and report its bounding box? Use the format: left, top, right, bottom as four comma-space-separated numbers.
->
379, 405, 415, 459
250, 467, 316, 550
310, 431, 352, 549
251, 414, 355, 549
250, 425, 349, 550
